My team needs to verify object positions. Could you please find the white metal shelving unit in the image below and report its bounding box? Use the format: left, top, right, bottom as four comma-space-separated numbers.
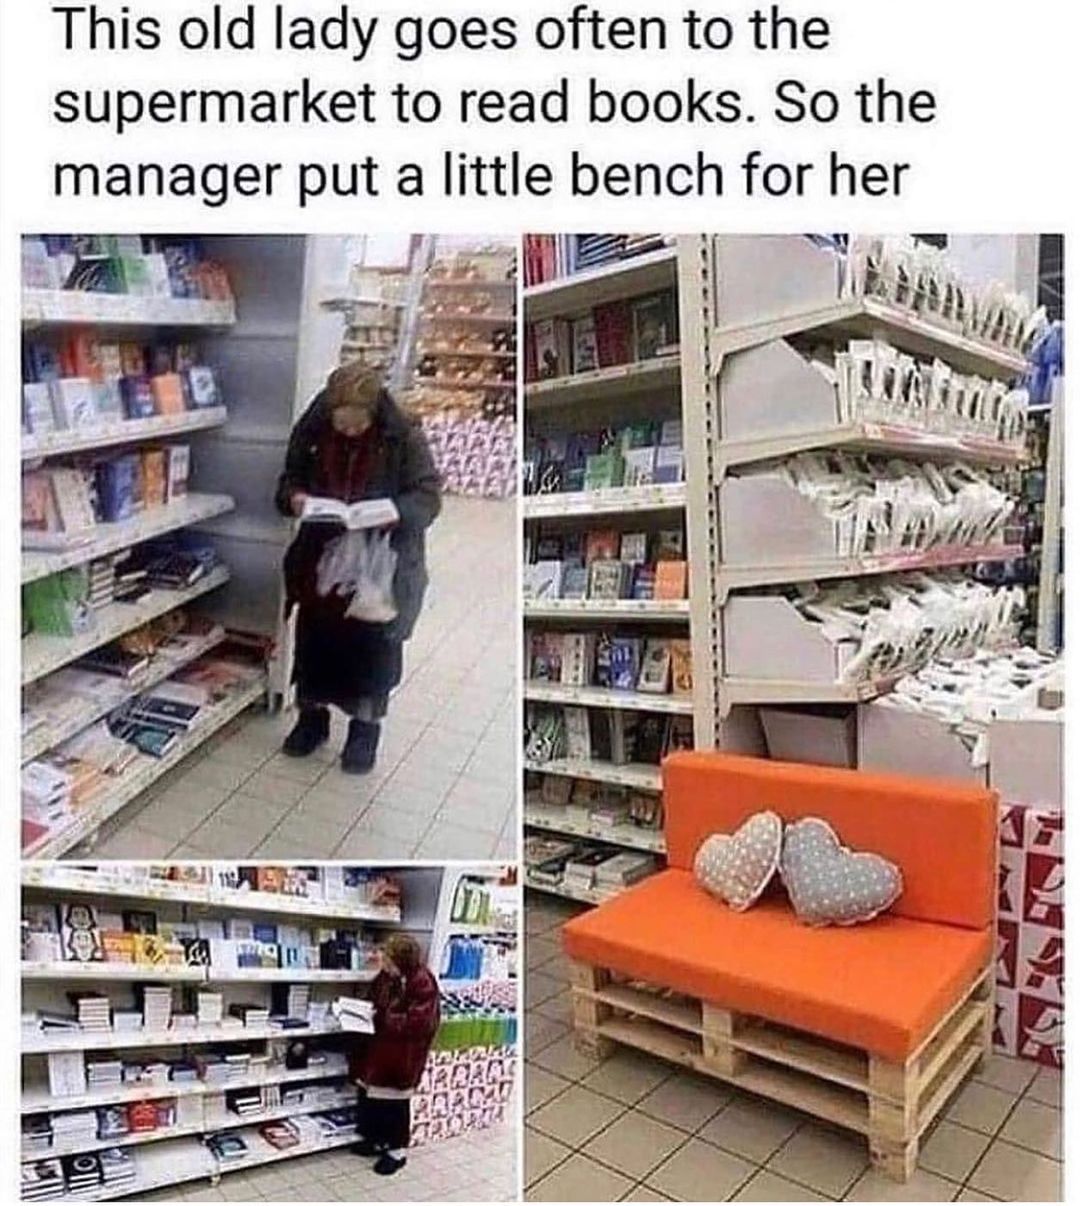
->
19, 865, 414, 1200
522, 244, 688, 890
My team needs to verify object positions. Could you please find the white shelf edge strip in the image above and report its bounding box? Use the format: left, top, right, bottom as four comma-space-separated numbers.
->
22, 628, 227, 765
22, 291, 236, 328
23, 673, 265, 861
523, 682, 693, 714
23, 408, 229, 461
23, 1018, 345, 1056
524, 807, 666, 854
22, 495, 236, 584
523, 483, 687, 519
22, 963, 377, 984
523, 757, 662, 791
20, 868, 402, 925
22, 563, 231, 686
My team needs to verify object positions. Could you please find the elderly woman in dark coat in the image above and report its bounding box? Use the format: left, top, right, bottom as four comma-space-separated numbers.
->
349, 933, 441, 1175
275, 362, 441, 773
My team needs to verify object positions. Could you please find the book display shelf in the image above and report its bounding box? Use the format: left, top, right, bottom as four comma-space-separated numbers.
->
20, 862, 519, 1201
524, 232, 1047, 910
522, 235, 697, 905
20, 236, 327, 860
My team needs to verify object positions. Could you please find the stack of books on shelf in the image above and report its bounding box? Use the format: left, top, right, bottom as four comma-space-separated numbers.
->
73, 994, 111, 1033
23, 1116, 54, 1154
524, 527, 688, 604
86, 1058, 123, 1089
525, 420, 684, 495
206, 1131, 249, 1163
99, 1148, 136, 1195
523, 233, 670, 285
230, 1003, 271, 1030
261, 1119, 302, 1150
525, 285, 677, 381
195, 990, 223, 1026
52, 1110, 98, 1148
529, 631, 693, 697
525, 703, 691, 768
21, 1159, 65, 1202
140, 986, 172, 1031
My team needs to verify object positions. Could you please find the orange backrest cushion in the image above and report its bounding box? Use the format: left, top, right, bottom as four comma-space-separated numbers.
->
663, 752, 997, 931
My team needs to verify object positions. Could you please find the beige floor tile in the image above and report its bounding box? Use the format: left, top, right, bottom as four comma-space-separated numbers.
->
845, 1167, 960, 1201
526, 971, 566, 1010
332, 826, 422, 859
1025, 1066, 1062, 1108
264, 813, 354, 857
974, 1054, 1040, 1096
212, 790, 292, 831
646, 1137, 756, 1202
584, 1109, 688, 1180
91, 824, 178, 859
969, 1138, 1062, 1201
262, 750, 332, 785
733, 1169, 828, 1201
527, 1066, 574, 1114
918, 1120, 991, 1182
529, 1084, 627, 1147
534, 988, 574, 1028
129, 793, 217, 843
999, 1098, 1062, 1159
526, 1013, 569, 1057
240, 769, 310, 807
581, 1049, 673, 1105
767, 1123, 870, 1198
622, 1186, 674, 1202
526, 936, 559, 969
953, 1190, 999, 1202
415, 817, 498, 859
440, 777, 514, 834
945, 1081, 1019, 1135
637, 1072, 733, 1134
699, 1094, 803, 1163
525, 1126, 573, 1186
528, 1153, 635, 1202
184, 809, 267, 855
349, 801, 433, 845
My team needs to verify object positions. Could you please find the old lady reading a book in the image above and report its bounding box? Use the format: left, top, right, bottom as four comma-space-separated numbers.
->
275, 362, 441, 772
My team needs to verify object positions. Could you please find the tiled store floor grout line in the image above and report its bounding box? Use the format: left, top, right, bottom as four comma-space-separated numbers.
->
82, 497, 516, 862
523, 894, 1061, 1202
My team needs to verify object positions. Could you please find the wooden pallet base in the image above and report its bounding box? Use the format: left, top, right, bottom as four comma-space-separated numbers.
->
568, 960, 992, 1183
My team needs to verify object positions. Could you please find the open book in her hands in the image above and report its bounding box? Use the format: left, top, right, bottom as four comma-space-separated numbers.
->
300, 495, 400, 530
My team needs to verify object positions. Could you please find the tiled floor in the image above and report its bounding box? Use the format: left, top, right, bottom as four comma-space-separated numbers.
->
84, 497, 517, 862
524, 893, 1063, 1203
132, 1122, 516, 1201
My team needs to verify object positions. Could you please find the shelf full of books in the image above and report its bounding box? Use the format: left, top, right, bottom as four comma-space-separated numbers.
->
406, 244, 517, 499
19, 235, 286, 862
522, 235, 693, 898
20, 864, 404, 1200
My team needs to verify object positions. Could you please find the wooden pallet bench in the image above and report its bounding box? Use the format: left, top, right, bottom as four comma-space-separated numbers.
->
569, 960, 994, 1181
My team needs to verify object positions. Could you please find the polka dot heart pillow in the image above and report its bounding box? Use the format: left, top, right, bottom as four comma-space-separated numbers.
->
693, 811, 783, 912
780, 817, 903, 927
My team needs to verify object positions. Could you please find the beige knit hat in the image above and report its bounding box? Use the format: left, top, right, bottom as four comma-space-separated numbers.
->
327, 361, 381, 412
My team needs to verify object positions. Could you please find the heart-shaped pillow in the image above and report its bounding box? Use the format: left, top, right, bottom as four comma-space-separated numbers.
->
693, 811, 783, 911
780, 817, 903, 926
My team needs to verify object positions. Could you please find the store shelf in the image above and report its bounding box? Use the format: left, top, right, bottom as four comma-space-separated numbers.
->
715, 420, 1027, 474
524, 874, 615, 907
523, 247, 678, 320
416, 377, 514, 392
22, 962, 205, 983
23, 408, 229, 461
21, 563, 230, 686
524, 681, 693, 715
206, 968, 377, 984
418, 345, 516, 362
22, 1119, 210, 1163
420, 311, 513, 327
23, 1018, 344, 1056
525, 354, 681, 409
523, 482, 686, 520
524, 757, 662, 792
712, 296, 1029, 379
22, 494, 236, 583
23, 671, 266, 860
524, 598, 689, 623
21, 1060, 351, 1115
201, 1127, 360, 1179
525, 804, 666, 854
722, 674, 903, 707
22, 290, 236, 329
717, 542, 1025, 595
22, 626, 226, 765
425, 278, 514, 292
20, 866, 402, 925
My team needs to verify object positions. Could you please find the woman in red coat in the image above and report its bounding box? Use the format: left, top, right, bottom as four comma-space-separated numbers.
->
350, 934, 441, 1175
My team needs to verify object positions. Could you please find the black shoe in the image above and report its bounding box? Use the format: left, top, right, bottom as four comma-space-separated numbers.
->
374, 1153, 406, 1176
341, 719, 380, 774
282, 706, 329, 757
350, 1138, 380, 1157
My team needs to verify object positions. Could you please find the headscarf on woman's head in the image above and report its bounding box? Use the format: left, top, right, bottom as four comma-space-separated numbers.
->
382, 932, 423, 974
326, 361, 382, 419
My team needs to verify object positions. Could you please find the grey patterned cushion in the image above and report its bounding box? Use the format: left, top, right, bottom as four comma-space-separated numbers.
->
780, 817, 903, 926
693, 811, 783, 911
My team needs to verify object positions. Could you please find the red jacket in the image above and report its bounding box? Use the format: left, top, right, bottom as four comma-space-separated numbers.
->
350, 967, 441, 1091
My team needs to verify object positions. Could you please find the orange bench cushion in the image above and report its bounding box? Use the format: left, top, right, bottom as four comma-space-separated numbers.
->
663, 752, 997, 931
562, 869, 992, 1062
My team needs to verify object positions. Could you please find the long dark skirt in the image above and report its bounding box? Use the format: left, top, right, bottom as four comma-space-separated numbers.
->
293, 606, 403, 715
356, 1088, 411, 1151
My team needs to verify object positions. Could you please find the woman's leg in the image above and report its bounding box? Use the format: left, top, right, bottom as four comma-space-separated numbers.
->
372, 1099, 411, 1175
341, 695, 387, 774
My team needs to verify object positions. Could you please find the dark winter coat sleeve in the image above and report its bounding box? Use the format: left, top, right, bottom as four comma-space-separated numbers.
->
393, 419, 442, 534
274, 395, 324, 516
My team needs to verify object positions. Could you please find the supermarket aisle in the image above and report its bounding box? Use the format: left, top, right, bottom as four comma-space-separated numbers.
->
523, 894, 1063, 1203
88, 497, 516, 861
133, 1122, 517, 1202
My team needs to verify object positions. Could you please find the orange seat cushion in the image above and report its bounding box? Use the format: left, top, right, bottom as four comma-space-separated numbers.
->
662, 752, 997, 931
562, 869, 992, 1062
